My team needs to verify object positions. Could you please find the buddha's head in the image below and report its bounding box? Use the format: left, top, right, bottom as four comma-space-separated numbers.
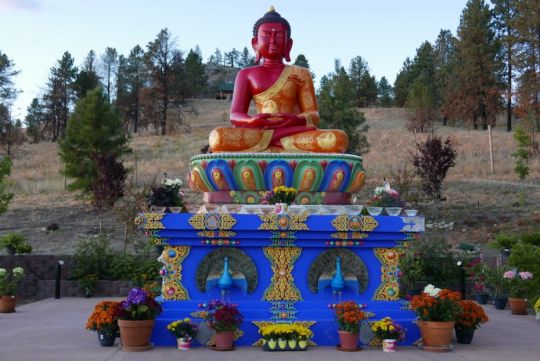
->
252, 7, 293, 63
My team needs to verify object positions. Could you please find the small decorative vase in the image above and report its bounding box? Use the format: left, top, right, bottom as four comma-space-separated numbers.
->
298, 340, 308, 349
118, 319, 155, 351
97, 331, 116, 347
0, 295, 16, 313
473, 294, 489, 305
416, 320, 454, 352
274, 203, 288, 214
382, 339, 397, 352
337, 330, 359, 351
455, 328, 475, 344
278, 338, 287, 349
288, 339, 297, 349
177, 337, 192, 350
508, 297, 528, 315
493, 297, 508, 310
214, 331, 234, 349
267, 339, 277, 349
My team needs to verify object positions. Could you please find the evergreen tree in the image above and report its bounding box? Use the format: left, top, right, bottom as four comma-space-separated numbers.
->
493, 0, 518, 132
445, 0, 502, 129
294, 54, 310, 68
43, 51, 78, 140
239, 46, 254, 68
74, 50, 101, 99
184, 49, 207, 98
100, 47, 118, 103
349, 56, 377, 107
393, 57, 414, 106
0, 51, 19, 154
318, 67, 369, 155
433, 29, 458, 125
24, 98, 46, 143
0, 51, 20, 104
145, 28, 181, 135
377, 76, 394, 107
0, 155, 13, 214
293, 54, 316, 80
224, 48, 240, 67
406, 41, 438, 132
208, 48, 223, 65
117, 45, 146, 133
513, 0, 540, 131
59, 88, 130, 225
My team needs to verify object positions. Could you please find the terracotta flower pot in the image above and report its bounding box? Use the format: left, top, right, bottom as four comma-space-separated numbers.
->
337, 330, 359, 351
118, 319, 155, 351
214, 331, 234, 349
416, 320, 454, 351
0, 295, 16, 313
508, 298, 528, 315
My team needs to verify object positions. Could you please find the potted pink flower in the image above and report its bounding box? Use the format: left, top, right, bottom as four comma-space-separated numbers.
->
504, 270, 533, 315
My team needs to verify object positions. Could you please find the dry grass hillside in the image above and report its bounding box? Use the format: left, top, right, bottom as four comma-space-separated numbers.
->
2, 100, 540, 253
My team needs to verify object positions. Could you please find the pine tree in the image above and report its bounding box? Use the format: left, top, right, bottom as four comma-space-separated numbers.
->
445, 0, 502, 129
43, 51, 78, 140
349, 56, 377, 107
239, 47, 254, 68
100, 47, 118, 103
513, 0, 540, 131
74, 50, 101, 100
492, 0, 518, 132
393, 57, 414, 106
377, 77, 394, 107
117, 45, 146, 133
0, 51, 19, 154
24, 98, 46, 143
184, 49, 207, 98
318, 67, 369, 155
293, 54, 316, 80
0, 155, 13, 214
59, 88, 130, 226
224, 48, 241, 67
0, 51, 20, 104
145, 28, 181, 135
433, 29, 458, 125
406, 41, 438, 132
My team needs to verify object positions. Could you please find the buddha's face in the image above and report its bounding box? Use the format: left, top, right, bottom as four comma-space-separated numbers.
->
252, 22, 293, 62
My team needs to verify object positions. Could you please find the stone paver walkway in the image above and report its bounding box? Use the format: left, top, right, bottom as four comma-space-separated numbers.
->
0, 297, 538, 361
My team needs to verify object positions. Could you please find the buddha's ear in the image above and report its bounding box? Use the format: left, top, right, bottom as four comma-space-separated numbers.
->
251, 37, 260, 64
285, 38, 293, 62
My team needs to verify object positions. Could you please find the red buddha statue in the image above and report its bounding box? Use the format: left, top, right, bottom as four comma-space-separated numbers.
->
209, 7, 349, 153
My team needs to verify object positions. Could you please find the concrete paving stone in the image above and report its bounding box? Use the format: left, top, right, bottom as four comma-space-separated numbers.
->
0, 297, 539, 361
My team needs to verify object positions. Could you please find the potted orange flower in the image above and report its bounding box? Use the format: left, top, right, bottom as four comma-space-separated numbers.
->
455, 300, 488, 344
410, 284, 462, 351
334, 301, 367, 351
86, 301, 122, 346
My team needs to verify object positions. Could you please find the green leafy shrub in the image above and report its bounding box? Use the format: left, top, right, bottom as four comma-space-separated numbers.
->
70, 236, 114, 280
508, 243, 540, 300
521, 232, 540, 246
489, 233, 519, 251
399, 236, 460, 294
0, 233, 32, 254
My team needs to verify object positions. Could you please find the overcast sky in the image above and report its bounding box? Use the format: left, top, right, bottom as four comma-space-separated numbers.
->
0, 0, 468, 119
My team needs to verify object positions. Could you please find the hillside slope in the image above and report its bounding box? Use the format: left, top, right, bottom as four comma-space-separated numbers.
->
1, 101, 539, 254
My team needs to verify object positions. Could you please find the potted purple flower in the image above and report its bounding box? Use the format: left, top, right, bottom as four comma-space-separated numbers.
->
118, 288, 162, 351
